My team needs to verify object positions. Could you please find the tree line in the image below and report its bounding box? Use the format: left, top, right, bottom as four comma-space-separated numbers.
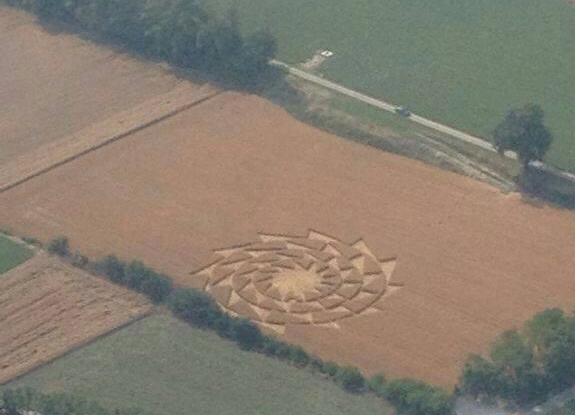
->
2, 0, 278, 90
45, 237, 453, 415
460, 307, 575, 405
0, 388, 148, 415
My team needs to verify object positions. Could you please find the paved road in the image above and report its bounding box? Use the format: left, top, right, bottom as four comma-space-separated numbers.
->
272, 60, 575, 182
271, 59, 497, 152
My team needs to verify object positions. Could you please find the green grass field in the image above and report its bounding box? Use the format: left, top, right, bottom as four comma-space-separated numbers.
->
205, 0, 575, 172
0, 233, 32, 274
5, 313, 391, 415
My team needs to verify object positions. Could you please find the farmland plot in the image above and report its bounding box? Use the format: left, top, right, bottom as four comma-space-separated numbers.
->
0, 255, 150, 384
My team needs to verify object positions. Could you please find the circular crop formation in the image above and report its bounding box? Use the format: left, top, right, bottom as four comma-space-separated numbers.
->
192, 230, 399, 330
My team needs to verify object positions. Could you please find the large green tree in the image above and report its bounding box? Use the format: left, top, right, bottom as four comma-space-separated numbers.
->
459, 308, 575, 405
493, 104, 553, 167
460, 355, 501, 397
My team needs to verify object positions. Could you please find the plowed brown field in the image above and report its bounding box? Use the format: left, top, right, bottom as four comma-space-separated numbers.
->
2, 7, 575, 388
0, 255, 150, 384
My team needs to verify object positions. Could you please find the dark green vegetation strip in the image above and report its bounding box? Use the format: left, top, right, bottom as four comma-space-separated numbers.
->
4, 314, 391, 415
0, 234, 32, 274
205, 0, 575, 172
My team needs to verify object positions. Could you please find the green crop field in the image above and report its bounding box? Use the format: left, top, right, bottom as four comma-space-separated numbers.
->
0, 233, 32, 274
5, 313, 390, 415
205, 0, 575, 172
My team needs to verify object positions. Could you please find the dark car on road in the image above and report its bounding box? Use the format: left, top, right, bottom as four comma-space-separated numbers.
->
394, 106, 411, 117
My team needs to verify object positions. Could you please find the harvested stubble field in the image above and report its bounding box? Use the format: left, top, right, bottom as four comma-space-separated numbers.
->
2, 88, 575, 386
0, 254, 150, 384
2, 7, 575, 388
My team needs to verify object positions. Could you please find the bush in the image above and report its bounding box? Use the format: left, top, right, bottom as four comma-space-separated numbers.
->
128, 263, 173, 303
367, 373, 386, 396
310, 357, 325, 372
335, 366, 365, 393
71, 251, 89, 268
260, 336, 310, 367
459, 308, 575, 406
460, 354, 502, 398
382, 379, 453, 415
167, 288, 224, 328
321, 361, 340, 377
231, 319, 264, 351
95, 255, 126, 284
213, 312, 233, 338
93, 257, 172, 303
286, 345, 311, 368
262, 335, 282, 356
47, 237, 70, 256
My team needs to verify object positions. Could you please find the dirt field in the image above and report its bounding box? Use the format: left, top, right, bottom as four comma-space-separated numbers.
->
0, 255, 150, 384
0, 6, 216, 174
2, 7, 575, 388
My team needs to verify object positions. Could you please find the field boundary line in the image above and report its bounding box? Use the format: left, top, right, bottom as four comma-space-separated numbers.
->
0, 85, 222, 194
0, 307, 154, 386
271, 60, 575, 183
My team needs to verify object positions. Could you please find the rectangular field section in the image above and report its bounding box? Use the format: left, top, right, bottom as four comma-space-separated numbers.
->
4, 314, 390, 415
0, 234, 32, 274
0, 255, 150, 384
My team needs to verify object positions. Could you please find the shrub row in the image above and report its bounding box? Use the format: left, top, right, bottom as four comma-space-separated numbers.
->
0, 388, 147, 415
372, 379, 454, 415
47, 237, 454, 414
2, 0, 279, 91
47, 237, 172, 304
93, 255, 173, 304
460, 308, 575, 405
